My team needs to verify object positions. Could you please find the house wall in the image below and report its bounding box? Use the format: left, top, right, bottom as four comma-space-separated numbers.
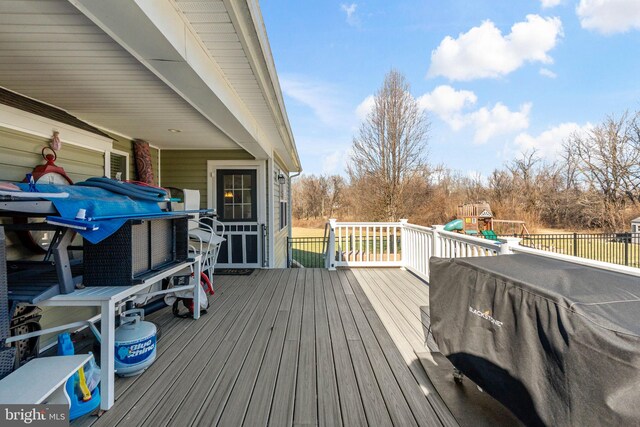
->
0, 126, 106, 349
0, 125, 104, 260
0, 126, 165, 350
161, 149, 253, 208
110, 133, 159, 183
0, 127, 104, 183
273, 160, 289, 268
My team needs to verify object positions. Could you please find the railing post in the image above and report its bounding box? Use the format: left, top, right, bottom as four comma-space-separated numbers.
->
625, 234, 630, 266
500, 237, 521, 255
573, 232, 578, 257
432, 225, 444, 258
327, 219, 337, 270
399, 219, 408, 269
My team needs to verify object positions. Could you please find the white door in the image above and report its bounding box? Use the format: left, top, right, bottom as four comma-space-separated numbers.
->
208, 162, 266, 268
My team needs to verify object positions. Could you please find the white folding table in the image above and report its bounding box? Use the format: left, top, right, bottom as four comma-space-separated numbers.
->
36, 256, 201, 410
1, 199, 202, 411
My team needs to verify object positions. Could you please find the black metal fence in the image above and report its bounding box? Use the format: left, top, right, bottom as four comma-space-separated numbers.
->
287, 237, 328, 268
519, 233, 640, 267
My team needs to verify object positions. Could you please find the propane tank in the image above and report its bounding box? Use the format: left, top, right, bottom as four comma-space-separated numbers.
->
114, 309, 157, 377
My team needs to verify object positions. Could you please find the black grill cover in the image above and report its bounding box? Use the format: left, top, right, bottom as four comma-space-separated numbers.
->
429, 254, 640, 426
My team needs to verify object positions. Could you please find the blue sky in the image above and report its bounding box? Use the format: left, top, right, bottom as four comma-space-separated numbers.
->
261, 0, 640, 177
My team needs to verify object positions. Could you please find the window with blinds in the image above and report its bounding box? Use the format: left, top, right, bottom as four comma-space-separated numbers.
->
110, 152, 127, 180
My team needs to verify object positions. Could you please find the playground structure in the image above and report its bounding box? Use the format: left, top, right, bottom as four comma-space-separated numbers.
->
444, 202, 530, 239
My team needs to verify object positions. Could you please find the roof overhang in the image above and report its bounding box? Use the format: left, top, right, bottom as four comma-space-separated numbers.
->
0, 0, 300, 171
68, 0, 267, 160
70, 0, 300, 171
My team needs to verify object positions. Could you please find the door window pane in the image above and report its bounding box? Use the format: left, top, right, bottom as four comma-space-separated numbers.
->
217, 169, 257, 221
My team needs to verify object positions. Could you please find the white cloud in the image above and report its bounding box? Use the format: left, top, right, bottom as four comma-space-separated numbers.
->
355, 95, 375, 122
427, 15, 563, 81
541, 0, 562, 8
322, 150, 346, 174
340, 3, 359, 26
577, 0, 640, 34
514, 122, 592, 158
539, 68, 557, 78
418, 85, 530, 143
281, 76, 344, 126
417, 85, 477, 130
469, 103, 531, 144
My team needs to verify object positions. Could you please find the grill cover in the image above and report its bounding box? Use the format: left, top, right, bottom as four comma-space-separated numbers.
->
429, 254, 640, 426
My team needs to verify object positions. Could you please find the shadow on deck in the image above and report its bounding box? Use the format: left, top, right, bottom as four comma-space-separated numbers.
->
76, 268, 519, 427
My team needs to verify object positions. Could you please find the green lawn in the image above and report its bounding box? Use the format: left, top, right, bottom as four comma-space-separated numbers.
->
292, 227, 326, 238
521, 234, 640, 268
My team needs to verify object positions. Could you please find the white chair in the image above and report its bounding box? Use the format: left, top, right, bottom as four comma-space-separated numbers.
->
182, 189, 225, 283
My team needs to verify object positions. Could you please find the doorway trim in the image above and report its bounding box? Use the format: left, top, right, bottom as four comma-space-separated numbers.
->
207, 160, 267, 224
207, 160, 268, 267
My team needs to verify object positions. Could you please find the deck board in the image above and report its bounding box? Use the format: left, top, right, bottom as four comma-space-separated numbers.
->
341, 270, 419, 427
152, 269, 276, 427
322, 269, 368, 426
77, 269, 455, 427
314, 269, 342, 427
293, 269, 317, 426
352, 269, 457, 426
268, 269, 305, 426
137, 274, 267, 427
242, 269, 298, 426
92, 273, 259, 427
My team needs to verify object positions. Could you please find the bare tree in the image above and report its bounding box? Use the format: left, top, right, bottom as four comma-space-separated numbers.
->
565, 112, 640, 230
348, 70, 429, 220
325, 175, 345, 218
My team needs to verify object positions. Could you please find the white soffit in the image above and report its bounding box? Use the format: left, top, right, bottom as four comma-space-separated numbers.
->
172, 0, 300, 171
0, 0, 239, 150
70, 0, 272, 160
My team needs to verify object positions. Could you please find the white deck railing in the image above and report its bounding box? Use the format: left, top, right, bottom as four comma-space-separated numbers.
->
330, 221, 403, 267
325, 219, 640, 281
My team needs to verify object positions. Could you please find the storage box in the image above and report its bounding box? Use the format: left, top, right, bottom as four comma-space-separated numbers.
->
83, 215, 189, 286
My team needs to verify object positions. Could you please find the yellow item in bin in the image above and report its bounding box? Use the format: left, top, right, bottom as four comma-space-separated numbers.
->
77, 366, 92, 402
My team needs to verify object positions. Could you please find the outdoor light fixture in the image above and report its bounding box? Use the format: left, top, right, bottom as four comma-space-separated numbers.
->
277, 173, 286, 185
168, 128, 182, 133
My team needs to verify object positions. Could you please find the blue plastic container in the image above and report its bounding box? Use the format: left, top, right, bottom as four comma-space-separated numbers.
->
57, 333, 101, 420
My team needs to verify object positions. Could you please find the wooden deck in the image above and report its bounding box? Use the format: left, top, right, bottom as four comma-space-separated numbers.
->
80, 268, 458, 427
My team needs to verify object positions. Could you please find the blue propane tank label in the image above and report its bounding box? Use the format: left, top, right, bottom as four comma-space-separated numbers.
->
115, 336, 156, 366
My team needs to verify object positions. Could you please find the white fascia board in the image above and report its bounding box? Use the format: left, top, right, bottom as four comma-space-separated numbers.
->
69, 0, 272, 160
227, 0, 301, 172
246, 0, 301, 172
0, 104, 112, 152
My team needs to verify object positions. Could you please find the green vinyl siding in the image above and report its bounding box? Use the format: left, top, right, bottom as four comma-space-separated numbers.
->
0, 126, 104, 259
275, 227, 287, 267
0, 127, 104, 183
150, 146, 159, 182
273, 160, 289, 268
0, 126, 104, 349
109, 132, 159, 183
161, 150, 253, 208
110, 132, 136, 179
